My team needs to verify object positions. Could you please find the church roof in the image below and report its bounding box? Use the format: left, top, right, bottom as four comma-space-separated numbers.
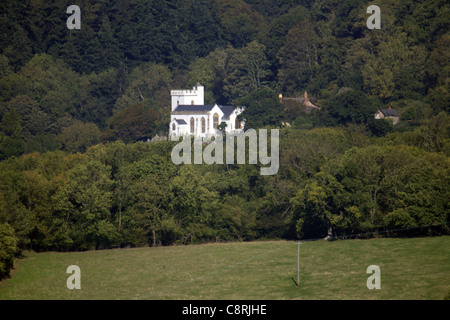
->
219, 105, 235, 120
172, 104, 237, 120
174, 105, 215, 113
174, 119, 187, 125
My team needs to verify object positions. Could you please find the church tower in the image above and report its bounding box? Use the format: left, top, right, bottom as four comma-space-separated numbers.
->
171, 83, 204, 111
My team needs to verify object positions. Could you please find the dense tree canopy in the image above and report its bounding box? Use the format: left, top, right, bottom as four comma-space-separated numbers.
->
0, 0, 448, 147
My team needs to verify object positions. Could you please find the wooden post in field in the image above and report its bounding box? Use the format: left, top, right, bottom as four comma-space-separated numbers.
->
297, 242, 302, 288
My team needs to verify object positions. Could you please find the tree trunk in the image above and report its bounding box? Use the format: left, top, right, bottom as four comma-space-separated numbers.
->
325, 225, 333, 241
118, 199, 122, 230
152, 229, 156, 247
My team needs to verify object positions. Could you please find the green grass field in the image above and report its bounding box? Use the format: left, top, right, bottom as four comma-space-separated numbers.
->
0, 236, 449, 300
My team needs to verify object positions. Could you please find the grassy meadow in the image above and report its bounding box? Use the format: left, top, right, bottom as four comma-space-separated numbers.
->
0, 236, 449, 300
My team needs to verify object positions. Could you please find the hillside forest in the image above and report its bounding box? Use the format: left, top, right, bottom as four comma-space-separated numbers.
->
0, 0, 448, 279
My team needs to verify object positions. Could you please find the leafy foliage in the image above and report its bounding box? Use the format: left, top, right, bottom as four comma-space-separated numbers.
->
0, 222, 19, 280
236, 87, 284, 128
0, 0, 449, 279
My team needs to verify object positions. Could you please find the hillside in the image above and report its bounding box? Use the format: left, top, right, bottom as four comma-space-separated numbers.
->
0, 0, 448, 156
0, 0, 449, 282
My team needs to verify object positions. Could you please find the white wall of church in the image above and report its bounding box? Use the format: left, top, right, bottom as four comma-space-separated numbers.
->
169, 84, 244, 139
170, 108, 245, 139
170, 106, 222, 139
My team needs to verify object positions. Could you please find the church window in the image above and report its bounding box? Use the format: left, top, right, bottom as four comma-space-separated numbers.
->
201, 117, 206, 133
235, 118, 241, 129
213, 113, 219, 129
172, 123, 176, 131
190, 117, 195, 133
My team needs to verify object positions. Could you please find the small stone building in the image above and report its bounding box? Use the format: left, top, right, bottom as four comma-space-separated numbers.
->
374, 107, 400, 125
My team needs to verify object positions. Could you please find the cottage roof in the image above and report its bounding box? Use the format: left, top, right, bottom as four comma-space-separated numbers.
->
379, 109, 399, 117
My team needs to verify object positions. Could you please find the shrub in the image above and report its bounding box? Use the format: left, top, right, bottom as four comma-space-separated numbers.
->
0, 222, 19, 279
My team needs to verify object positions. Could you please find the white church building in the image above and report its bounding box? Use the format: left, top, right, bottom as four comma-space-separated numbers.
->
169, 84, 244, 139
